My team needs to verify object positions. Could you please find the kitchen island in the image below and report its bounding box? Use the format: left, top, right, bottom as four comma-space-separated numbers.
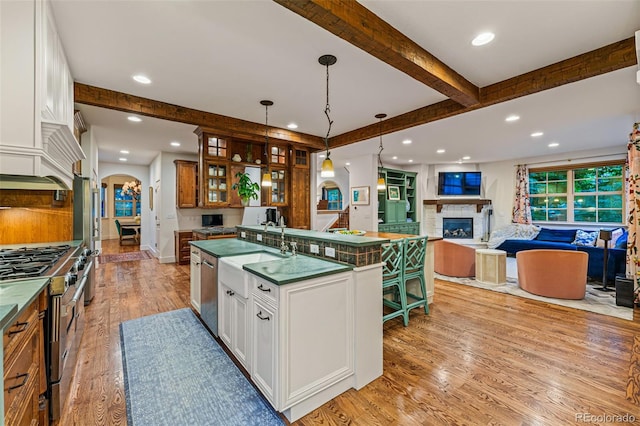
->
190, 229, 388, 422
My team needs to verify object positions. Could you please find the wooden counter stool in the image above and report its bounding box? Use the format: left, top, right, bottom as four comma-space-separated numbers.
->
382, 239, 408, 326
403, 236, 429, 316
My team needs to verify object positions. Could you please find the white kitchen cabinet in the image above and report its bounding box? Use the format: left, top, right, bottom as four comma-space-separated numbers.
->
219, 283, 250, 371
189, 247, 201, 313
249, 271, 354, 422
0, 0, 83, 188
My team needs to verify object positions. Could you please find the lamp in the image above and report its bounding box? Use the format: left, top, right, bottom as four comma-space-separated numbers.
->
319, 54, 337, 178
260, 100, 273, 187
375, 113, 387, 190
596, 228, 614, 291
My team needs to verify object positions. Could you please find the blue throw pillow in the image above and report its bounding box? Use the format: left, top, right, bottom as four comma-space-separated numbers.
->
615, 231, 628, 249
535, 228, 577, 243
573, 230, 598, 246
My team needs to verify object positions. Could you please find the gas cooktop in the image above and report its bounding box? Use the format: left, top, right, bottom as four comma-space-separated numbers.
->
0, 245, 72, 281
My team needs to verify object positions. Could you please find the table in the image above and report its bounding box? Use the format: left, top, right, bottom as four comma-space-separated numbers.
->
119, 221, 141, 243
475, 248, 507, 285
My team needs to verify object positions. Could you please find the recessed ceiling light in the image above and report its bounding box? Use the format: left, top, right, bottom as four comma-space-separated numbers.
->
402, 139, 412, 145
170, 141, 181, 147
548, 142, 559, 148
505, 115, 520, 122
345, 162, 350, 166
120, 150, 129, 154
133, 75, 151, 84
462, 156, 471, 160
531, 131, 544, 137
392, 156, 398, 160
436, 149, 445, 154
119, 158, 127, 162
472, 32, 495, 46
287, 123, 298, 129
128, 116, 142, 122
408, 159, 414, 163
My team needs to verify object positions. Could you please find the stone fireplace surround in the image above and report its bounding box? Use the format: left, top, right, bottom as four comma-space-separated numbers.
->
423, 199, 492, 245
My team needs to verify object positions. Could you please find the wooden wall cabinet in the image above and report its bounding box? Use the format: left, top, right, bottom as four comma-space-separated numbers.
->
289, 148, 310, 229
174, 230, 193, 264
175, 160, 198, 208
3, 289, 47, 425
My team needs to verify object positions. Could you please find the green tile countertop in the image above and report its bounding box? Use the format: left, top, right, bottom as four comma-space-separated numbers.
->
236, 225, 390, 247
0, 278, 49, 330
242, 254, 353, 285
190, 239, 271, 257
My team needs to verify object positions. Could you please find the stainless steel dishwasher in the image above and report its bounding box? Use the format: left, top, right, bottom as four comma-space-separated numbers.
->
200, 251, 219, 336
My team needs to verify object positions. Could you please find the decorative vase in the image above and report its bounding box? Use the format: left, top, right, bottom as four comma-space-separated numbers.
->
134, 215, 141, 224
241, 198, 250, 207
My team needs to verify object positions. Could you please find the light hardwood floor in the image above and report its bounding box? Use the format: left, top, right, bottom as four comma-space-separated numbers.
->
57, 239, 640, 425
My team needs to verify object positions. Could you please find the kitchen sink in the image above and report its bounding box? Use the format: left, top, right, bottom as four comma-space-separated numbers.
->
219, 251, 285, 297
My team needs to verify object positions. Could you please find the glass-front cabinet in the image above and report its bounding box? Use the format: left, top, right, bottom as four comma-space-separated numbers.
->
270, 168, 287, 206
203, 161, 229, 206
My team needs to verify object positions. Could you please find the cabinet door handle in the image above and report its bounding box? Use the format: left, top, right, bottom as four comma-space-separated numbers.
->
257, 284, 271, 293
203, 260, 215, 269
226, 290, 235, 296
7, 373, 29, 392
256, 311, 270, 321
7, 321, 29, 336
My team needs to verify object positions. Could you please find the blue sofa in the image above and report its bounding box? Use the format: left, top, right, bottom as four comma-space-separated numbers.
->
496, 227, 627, 283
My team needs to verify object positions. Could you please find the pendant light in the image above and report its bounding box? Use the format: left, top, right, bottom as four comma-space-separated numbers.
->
319, 54, 337, 178
376, 113, 387, 190
260, 100, 273, 187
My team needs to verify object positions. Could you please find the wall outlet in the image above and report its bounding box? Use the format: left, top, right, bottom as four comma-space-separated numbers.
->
240, 231, 246, 239
325, 247, 336, 258
310, 244, 319, 254
257, 233, 263, 241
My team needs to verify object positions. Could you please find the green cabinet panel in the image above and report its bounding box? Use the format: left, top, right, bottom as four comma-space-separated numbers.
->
377, 167, 419, 234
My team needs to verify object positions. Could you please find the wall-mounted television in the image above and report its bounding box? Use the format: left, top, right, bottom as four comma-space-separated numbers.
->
437, 171, 482, 196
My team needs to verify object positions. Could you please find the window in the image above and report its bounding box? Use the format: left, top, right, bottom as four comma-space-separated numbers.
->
114, 184, 141, 217
326, 188, 342, 210
529, 163, 624, 223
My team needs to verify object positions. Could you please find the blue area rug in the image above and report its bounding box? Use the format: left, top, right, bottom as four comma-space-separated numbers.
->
120, 308, 284, 426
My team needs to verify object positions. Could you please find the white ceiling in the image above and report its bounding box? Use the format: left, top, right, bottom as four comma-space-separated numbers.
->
50, 0, 640, 168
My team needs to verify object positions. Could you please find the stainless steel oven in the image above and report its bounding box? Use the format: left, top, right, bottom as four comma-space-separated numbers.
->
0, 243, 87, 421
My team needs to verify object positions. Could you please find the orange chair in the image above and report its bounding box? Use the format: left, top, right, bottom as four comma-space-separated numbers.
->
516, 250, 588, 299
434, 239, 476, 277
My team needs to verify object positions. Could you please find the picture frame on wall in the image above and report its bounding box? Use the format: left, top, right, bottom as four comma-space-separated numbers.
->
387, 185, 400, 201
351, 186, 370, 205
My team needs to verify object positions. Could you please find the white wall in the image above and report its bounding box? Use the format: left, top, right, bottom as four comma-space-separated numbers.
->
346, 154, 378, 231
311, 153, 350, 231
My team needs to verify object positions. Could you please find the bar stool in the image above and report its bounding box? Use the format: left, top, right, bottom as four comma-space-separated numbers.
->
381, 239, 408, 326
403, 236, 429, 316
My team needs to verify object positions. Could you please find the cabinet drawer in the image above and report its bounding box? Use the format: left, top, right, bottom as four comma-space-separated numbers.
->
252, 278, 279, 306
4, 312, 38, 417
3, 300, 38, 359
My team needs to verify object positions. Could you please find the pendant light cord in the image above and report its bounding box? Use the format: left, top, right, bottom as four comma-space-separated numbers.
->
324, 62, 333, 157
378, 117, 384, 169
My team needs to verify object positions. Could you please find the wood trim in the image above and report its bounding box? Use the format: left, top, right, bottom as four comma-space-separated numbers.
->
329, 37, 637, 149
273, 0, 479, 107
423, 199, 491, 213
530, 159, 625, 172
73, 83, 325, 150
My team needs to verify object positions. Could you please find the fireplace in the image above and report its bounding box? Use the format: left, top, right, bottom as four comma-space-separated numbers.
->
443, 218, 473, 239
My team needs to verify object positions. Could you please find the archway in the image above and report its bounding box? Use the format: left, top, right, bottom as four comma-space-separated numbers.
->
317, 180, 343, 211
101, 173, 142, 242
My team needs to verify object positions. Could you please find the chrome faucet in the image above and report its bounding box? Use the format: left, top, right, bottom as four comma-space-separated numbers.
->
290, 241, 297, 256
279, 226, 289, 254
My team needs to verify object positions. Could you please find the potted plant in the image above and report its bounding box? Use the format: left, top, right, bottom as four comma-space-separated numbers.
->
232, 171, 260, 206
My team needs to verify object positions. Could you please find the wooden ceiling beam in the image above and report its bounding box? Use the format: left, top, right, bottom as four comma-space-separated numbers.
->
329, 37, 637, 148
73, 83, 325, 149
274, 0, 480, 107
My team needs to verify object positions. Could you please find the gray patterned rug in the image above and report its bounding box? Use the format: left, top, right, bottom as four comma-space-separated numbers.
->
437, 257, 633, 321
120, 308, 283, 426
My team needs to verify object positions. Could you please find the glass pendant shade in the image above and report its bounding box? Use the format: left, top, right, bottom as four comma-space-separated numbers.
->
261, 171, 272, 187
320, 158, 335, 178
377, 176, 386, 190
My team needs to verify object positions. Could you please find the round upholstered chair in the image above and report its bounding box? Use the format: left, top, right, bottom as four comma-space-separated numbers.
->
516, 249, 588, 299
434, 239, 476, 277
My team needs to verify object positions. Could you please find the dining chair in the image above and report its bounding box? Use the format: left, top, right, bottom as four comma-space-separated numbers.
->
115, 219, 137, 245
403, 236, 429, 316
381, 239, 408, 326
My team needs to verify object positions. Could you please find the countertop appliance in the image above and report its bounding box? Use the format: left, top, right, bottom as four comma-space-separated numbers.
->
202, 214, 223, 227
73, 176, 98, 304
200, 250, 218, 337
0, 243, 87, 422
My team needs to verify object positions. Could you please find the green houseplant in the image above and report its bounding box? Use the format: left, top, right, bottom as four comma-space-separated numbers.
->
232, 171, 260, 206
